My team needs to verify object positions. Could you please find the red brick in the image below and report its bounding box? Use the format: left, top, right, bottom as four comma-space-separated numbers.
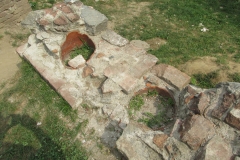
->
129, 54, 158, 79
180, 115, 215, 150
198, 93, 209, 115
66, 13, 79, 22
112, 73, 138, 93
61, 6, 73, 13
44, 8, 57, 17
151, 64, 168, 76
53, 15, 68, 26
160, 65, 191, 90
38, 18, 50, 26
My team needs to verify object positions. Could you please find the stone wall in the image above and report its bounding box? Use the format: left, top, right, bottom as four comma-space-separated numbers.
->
0, 0, 31, 29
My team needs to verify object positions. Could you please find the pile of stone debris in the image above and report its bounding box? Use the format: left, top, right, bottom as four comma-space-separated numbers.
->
16, 0, 240, 159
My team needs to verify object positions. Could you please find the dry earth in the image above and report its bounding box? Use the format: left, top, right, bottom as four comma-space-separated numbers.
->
0, 28, 22, 84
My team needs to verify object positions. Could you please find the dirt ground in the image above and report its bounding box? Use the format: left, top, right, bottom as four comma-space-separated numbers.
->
0, 28, 22, 84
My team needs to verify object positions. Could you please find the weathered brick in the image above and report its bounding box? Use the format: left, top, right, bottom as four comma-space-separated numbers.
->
180, 115, 215, 150
225, 102, 240, 130
61, 5, 73, 13
112, 73, 138, 93
153, 134, 168, 149
66, 13, 79, 22
157, 64, 191, 90
212, 92, 236, 120
128, 54, 158, 79
53, 15, 68, 26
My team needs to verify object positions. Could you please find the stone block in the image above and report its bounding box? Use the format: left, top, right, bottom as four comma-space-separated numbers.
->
225, 103, 240, 130
129, 54, 158, 79
116, 122, 161, 160
104, 61, 128, 78
197, 93, 210, 115
102, 30, 129, 47
156, 64, 191, 90
198, 136, 233, 160
212, 92, 236, 120
68, 55, 86, 69
112, 73, 138, 93
180, 115, 215, 150
81, 5, 108, 35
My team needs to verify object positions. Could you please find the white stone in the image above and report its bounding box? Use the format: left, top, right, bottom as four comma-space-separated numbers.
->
68, 55, 86, 69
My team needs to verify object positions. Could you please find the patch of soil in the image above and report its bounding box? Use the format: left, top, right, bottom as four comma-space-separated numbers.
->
179, 56, 240, 83
146, 38, 167, 50
0, 29, 22, 84
179, 56, 219, 75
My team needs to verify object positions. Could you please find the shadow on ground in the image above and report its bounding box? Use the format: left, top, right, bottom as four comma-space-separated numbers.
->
0, 113, 66, 160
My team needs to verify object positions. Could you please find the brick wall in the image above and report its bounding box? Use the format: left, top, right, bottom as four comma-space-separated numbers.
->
0, 0, 32, 29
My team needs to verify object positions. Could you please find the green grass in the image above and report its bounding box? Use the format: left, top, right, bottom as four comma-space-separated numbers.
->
0, 60, 88, 159
70, 44, 94, 60
0, 35, 3, 40
128, 95, 144, 116
192, 71, 218, 88
229, 73, 240, 83
138, 96, 174, 129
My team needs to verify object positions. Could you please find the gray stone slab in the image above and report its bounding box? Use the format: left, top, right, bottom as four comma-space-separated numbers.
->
81, 5, 108, 35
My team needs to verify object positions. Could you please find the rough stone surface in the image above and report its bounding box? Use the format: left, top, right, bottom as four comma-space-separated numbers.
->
164, 137, 193, 160
102, 30, 129, 47
101, 78, 121, 94
197, 136, 233, 160
130, 40, 150, 51
17, 2, 240, 160
212, 92, 236, 120
161, 65, 191, 90
180, 115, 215, 150
82, 66, 93, 78
225, 103, 240, 130
116, 122, 162, 160
68, 55, 86, 69
81, 5, 108, 35
153, 134, 168, 149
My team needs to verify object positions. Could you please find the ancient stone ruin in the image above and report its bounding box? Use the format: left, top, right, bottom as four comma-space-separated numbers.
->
16, 1, 240, 159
